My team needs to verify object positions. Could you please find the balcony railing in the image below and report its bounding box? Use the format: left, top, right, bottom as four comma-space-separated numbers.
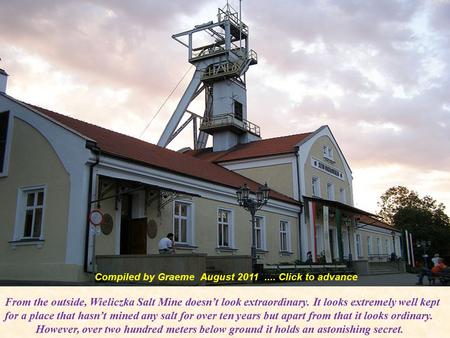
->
202, 49, 258, 81
218, 7, 249, 36
200, 113, 260, 136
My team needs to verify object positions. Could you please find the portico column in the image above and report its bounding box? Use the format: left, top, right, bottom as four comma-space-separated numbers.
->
335, 208, 344, 262
323, 206, 332, 263
308, 201, 317, 262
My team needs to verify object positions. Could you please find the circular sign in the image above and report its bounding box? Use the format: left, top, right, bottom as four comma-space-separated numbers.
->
147, 219, 158, 238
89, 209, 104, 226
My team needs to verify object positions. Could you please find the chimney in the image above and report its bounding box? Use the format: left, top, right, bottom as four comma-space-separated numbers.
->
0, 68, 8, 93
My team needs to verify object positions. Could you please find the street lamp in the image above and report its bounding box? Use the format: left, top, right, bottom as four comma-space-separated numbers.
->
236, 183, 270, 273
416, 240, 431, 269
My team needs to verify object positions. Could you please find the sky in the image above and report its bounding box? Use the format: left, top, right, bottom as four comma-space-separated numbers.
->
0, 0, 449, 214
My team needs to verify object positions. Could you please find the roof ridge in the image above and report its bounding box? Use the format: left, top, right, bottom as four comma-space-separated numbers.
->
215, 131, 314, 159
253, 131, 313, 142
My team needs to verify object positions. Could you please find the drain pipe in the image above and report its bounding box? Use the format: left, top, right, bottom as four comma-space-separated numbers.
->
295, 146, 303, 262
84, 141, 101, 272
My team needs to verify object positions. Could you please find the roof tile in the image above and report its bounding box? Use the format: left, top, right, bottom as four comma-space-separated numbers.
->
186, 132, 312, 163
24, 103, 299, 206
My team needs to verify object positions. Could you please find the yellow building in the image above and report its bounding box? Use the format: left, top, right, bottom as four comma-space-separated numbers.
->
0, 91, 303, 282
186, 127, 402, 270
0, 4, 404, 282
0, 92, 403, 282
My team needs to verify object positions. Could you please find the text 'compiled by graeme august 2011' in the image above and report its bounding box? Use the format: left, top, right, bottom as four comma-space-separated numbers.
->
0, 287, 447, 337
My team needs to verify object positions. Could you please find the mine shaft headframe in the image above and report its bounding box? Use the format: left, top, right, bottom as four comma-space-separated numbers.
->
157, 3, 258, 150
171, 3, 251, 64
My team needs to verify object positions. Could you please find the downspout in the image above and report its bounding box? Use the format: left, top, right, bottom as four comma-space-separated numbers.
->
84, 141, 101, 272
295, 146, 303, 261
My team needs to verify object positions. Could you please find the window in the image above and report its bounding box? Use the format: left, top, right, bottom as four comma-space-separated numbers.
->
376, 238, 381, 255
0, 111, 10, 173
254, 216, 265, 250
342, 229, 348, 257
355, 234, 361, 257
234, 100, 243, 121
367, 236, 372, 255
279, 220, 291, 252
218, 209, 232, 247
173, 201, 191, 244
326, 182, 334, 200
385, 239, 390, 254
339, 188, 346, 204
323, 145, 334, 161
312, 177, 320, 197
15, 187, 46, 240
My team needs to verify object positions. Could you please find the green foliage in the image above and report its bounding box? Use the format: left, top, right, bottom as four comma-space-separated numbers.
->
378, 186, 450, 256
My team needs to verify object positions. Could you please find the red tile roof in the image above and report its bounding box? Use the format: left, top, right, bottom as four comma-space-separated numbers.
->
186, 132, 312, 163
23, 102, 299, 206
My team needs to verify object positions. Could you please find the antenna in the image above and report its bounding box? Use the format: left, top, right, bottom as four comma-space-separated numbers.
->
239, 0, 242, 50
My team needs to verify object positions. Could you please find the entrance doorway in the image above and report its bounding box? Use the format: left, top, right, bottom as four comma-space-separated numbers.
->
120, 194, 147, 254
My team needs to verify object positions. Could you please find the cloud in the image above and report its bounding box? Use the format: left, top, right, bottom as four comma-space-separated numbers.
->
0, 0, 449, 211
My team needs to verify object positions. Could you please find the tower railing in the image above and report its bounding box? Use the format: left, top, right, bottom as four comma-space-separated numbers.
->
202, 49, 258, 81
200, 113, 260, 137
218, 6, 249, 35
191, 44, 226, 60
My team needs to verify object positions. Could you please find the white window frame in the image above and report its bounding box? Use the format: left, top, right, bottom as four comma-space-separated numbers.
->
342, 229, 349, 257
173, 200, 194, 245
312, 176, 321, 197
279, 220, 291, 252
254, 216, 266, 251
367, 236, 372, 256
323, 145, 334, 161
355, 233, 362, 258
217, 208, 234, 248
326, 182, 334, 200
376, 237, 381, 255
13, 185, 47, 244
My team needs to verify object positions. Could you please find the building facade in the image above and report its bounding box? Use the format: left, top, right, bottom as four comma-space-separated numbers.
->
0, 89, 402, 282
0, 5, 403, 282
0, 92, 302, 281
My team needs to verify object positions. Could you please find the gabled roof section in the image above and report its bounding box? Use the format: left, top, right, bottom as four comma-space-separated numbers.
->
186, 132, 312, 163
317, 125, 353, 174
358, 215, 398, 232
15, 100, 298, 206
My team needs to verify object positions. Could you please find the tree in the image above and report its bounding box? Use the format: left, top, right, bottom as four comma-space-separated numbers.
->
378, 186, 450, 257
378, 186, 421, 224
